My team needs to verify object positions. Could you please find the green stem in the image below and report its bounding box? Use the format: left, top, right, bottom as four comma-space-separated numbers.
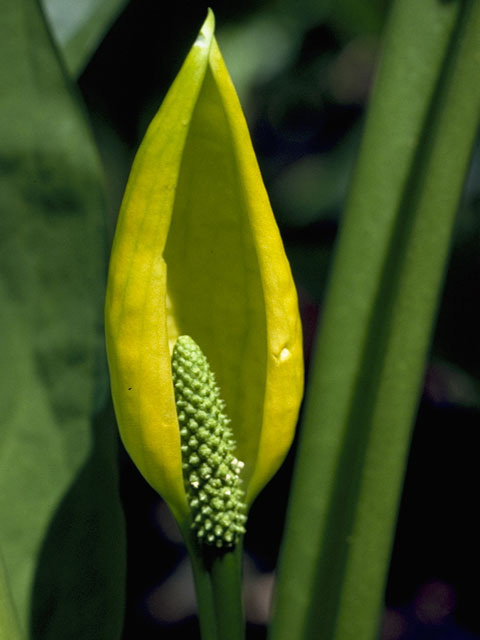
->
183, 529, 218, 640
270, 2, 480, 640
209, 542, 244, 640
183, 525, 245, 640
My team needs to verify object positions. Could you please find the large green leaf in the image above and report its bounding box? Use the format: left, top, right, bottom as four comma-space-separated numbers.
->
41, 0, 129, 76
0, 550, 22, 640
271, 1, 480, 639
0, 0, 125, 637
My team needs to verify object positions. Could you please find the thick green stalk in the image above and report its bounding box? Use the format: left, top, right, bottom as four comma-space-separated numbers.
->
209, 544, 244, 640
270, 1, 480, 640
183, 527, 244, 640
183, 530, 218, 640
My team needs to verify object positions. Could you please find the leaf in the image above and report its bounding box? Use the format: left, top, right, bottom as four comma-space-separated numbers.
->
0, 0, 125, 636
30, 404, 126, 640
0, 550, 22, 640
270, 1, 480, 639
41, 0, 128, 76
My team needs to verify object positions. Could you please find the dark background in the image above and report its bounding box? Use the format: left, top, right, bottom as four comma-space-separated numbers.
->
75, 1, 480, 638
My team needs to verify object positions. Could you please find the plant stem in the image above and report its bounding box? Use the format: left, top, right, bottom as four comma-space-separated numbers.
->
184, 529, 218, 640
209, 542, 244, 640
183, 526, 244, 640
270, 1, 480, 640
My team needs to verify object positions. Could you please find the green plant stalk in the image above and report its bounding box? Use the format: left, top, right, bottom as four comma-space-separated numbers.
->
183, 528, 244, 640
270, 1, 480, 640
209, 543, 244, 640
184, 531, 218, 640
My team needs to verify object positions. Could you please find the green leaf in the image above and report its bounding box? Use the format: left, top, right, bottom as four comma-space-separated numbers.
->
271, 1, 480, 639
41, 0, 128, 76
0, 0, 125, 637
0, 550, 22, 640
30, 404, 126, 640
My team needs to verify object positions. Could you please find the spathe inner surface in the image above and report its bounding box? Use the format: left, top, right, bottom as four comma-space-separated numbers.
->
163, 65, 267, 488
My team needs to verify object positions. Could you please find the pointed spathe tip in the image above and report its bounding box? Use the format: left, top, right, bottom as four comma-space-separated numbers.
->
198, 8, 215, 45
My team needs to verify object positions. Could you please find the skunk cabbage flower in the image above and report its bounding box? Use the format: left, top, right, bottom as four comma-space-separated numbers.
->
105, 10, 303, 533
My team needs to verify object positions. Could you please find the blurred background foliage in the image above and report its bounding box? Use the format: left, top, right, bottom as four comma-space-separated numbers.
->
1, 0, 479, 638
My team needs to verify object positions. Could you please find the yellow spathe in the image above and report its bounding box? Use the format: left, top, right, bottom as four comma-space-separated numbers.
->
105, 10, 303, 524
